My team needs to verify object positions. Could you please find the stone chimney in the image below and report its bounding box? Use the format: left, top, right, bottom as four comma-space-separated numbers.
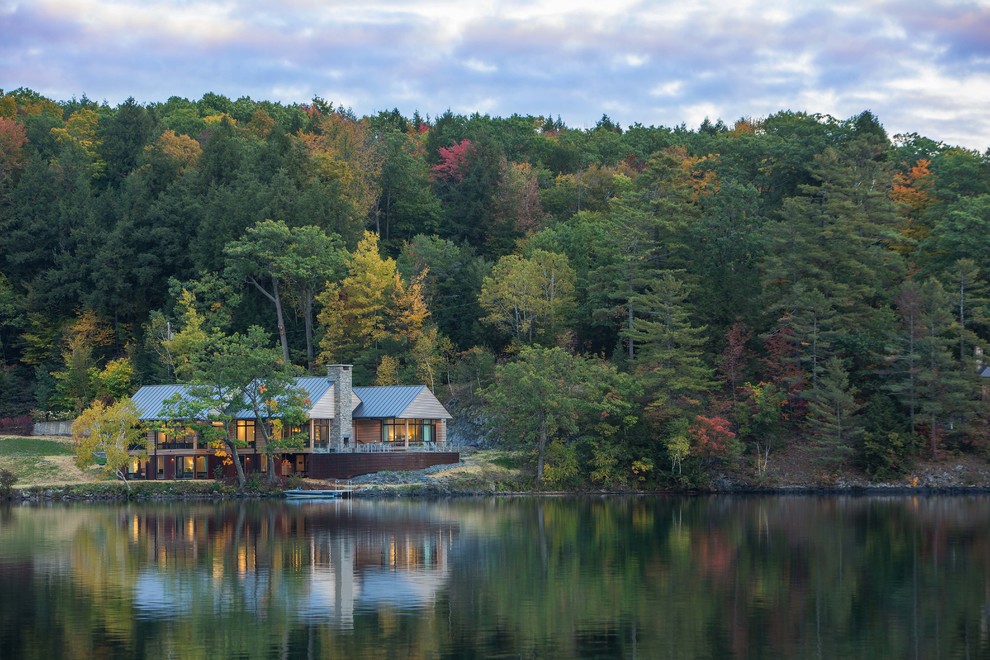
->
327, 364, 353, 448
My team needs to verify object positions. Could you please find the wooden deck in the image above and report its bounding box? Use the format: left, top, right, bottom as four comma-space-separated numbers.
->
308, 451, 460, 479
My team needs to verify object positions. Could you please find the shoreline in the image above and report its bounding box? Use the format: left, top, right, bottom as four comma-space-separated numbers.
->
6, 480, 990, 503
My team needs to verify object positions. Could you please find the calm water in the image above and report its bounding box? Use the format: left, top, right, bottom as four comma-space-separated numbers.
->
0, 495, 988, 659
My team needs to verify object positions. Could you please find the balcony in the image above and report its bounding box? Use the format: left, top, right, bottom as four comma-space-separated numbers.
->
312, 441, 443, 453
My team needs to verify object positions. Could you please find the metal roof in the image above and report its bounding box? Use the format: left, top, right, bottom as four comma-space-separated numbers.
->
132, 377, 334, 420
352, 385, 427, 418
132, 380, 450, 420
294, 377, 333, 404
131, 384, 196, 420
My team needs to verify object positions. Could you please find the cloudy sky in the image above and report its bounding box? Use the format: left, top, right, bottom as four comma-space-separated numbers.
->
2, 0, 990, 149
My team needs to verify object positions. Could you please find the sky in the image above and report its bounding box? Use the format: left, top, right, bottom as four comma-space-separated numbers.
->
2, 0, 990, 150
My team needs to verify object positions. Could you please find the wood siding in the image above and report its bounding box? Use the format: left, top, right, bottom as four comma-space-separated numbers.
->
395, 388, 452, 419
309, 452, 460, 479
355, 419, 381, 444
309, 387, 335, 418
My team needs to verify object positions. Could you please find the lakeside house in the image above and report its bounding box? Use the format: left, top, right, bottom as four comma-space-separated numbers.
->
127, 364, 456, 480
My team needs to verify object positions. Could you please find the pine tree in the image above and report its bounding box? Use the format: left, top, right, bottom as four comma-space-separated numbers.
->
806, 357, 859, 468
623, 272, 714, 418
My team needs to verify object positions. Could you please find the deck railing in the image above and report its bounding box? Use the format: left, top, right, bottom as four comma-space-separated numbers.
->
311, 442, 443, 453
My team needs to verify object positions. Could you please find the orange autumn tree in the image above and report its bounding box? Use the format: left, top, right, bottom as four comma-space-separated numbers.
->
890, 158, 936, 254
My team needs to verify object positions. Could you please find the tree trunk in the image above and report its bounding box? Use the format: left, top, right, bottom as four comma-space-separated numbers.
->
226, 435, 247, 490
267, 452, 278, 484
536, 416, 547, 482
304, 291, 315, 371
272, 276, 291, 365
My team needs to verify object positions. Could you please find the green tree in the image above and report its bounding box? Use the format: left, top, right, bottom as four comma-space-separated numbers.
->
226, 220, 344, 367
371, 128, 441, 252
161, 326, 307, 488
889, 278, 981, 458
478, 250, 575, 346
805, 357, 859, 469
622, 273, 714, 418
484, 347, 636, 484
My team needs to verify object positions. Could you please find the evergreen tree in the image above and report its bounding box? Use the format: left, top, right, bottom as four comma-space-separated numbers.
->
806, 356, 859, 468
622, 273, 714, 418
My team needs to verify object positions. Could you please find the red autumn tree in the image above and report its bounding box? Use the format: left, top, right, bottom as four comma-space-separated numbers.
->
430, 139, 473, 182
689, 415, 737, 459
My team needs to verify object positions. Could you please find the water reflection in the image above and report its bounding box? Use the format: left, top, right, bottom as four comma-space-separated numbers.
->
0, 496, 989, 659
118, 501, 458, 629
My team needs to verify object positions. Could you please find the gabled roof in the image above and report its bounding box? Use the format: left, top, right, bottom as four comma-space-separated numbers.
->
352, 385, 451, 419
352, 385, 426, 418
132, 377, 334, 421
131, 379, 451, 420
295, 376, 333, 404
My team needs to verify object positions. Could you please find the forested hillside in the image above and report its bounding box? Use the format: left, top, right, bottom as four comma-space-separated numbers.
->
1, 88, 988, 487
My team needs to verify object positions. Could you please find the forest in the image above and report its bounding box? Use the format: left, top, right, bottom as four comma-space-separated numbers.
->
1, 87, 988, 488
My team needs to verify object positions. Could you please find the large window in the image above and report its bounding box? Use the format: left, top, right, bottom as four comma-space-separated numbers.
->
154, 427, 195, 450
381, 419, 437, 445
176, 456, 195, 480
270, 422, 305, 442
126, 457, 149, 479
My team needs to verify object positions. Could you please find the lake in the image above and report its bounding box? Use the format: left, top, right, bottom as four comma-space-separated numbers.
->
0, 495, 987, 659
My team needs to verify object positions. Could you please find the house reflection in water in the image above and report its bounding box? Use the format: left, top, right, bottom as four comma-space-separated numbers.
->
126, 502, 457, 629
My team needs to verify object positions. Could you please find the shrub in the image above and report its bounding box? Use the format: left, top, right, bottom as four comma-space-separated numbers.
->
0, 469, 17, 498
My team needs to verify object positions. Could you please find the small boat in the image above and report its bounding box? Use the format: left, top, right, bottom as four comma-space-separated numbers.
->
284, 488, 341, 499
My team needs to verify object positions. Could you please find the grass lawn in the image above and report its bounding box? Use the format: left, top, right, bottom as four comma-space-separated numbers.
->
0, 436, 101, 486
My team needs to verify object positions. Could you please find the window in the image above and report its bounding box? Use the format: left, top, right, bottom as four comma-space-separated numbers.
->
195, 456, 208, 479
154, 427, 195, 450
234, 420, 256, 447
271, 422, 305, 441
313, 419, 330, 448
381, 419, 438, 445
126, 457, 148, 479
176, 456, 195, 480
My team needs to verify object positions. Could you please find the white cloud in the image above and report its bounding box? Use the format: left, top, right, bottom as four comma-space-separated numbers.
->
650, 81, 683, 97
4, 0, 990, 149
464, 58, 497, 73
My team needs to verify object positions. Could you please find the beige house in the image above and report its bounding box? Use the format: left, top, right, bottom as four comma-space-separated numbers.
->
128, 365, 455, 480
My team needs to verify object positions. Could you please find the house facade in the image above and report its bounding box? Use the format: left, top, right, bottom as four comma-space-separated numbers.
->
128, 364, 456, 480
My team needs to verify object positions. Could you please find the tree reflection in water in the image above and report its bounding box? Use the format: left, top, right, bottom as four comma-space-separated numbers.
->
0, 496, 989, 659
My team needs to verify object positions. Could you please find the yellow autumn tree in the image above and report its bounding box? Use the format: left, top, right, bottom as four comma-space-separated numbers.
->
50, 108, 105, 177
53, 310, 116, 412
318, 231, 446, 383
163, 289, 209, 381
300, 112, 382, 222
72, 399, 148, 489
143, 129, 201, 181
317, 231, 397, 363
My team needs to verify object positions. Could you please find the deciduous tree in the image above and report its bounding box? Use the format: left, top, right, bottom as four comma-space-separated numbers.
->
71, 398, 148, 488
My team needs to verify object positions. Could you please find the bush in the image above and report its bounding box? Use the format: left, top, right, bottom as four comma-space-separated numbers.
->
0, 469, 17, 498
0, 416, 32, 435
862, 431, 912, 480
